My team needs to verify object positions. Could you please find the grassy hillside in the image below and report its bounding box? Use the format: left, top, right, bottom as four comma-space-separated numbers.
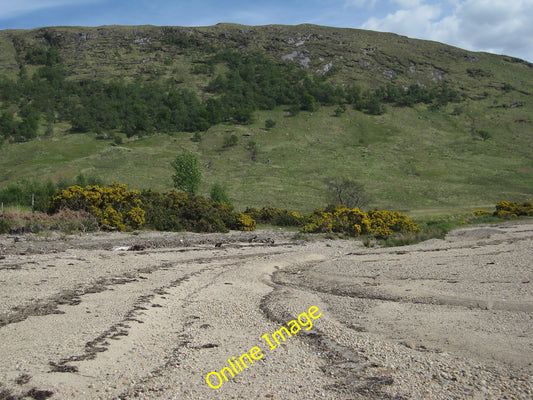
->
0, 24, 532, 213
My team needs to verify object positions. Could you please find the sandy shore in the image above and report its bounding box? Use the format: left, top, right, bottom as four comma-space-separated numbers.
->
0, 222, 532, 399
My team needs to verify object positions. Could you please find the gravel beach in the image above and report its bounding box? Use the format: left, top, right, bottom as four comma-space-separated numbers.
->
0, 222, 532, 399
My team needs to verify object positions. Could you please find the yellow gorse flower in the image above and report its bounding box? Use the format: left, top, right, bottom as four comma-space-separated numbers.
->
49, 183, 145, 230
301, 206, 418, 238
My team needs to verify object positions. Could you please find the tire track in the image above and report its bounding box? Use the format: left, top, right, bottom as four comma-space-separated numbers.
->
259, 271, 407, 400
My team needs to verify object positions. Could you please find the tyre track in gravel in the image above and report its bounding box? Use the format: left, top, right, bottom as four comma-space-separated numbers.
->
0, 241, 301, 400
0, 245, 291, 328
258, 276, 406, 400
113, 248, 355, 400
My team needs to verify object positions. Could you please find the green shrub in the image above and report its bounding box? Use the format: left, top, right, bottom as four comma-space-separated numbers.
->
477, 130, 491, 141
171, 150, 202, 195
0, 218, 11, 234
0, 174, 104, 213
265, 119, 276, 129
0, 179, 57, 212
243, 205, 306, 227
141, 190, 255, 233
210, 183, 230, 204
223, 134, 239, 148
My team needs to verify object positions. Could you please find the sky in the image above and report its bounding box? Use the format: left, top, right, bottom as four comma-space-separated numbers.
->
0, 0, 532, 62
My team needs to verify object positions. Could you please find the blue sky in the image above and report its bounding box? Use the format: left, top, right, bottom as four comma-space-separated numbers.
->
1, 0, 532, 62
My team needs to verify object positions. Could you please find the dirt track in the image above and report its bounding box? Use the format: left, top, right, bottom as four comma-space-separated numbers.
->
0, 222, 532, 399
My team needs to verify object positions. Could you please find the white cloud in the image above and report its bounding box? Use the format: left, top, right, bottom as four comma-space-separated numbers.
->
0, 0, 101, 19
431, 0, 533, 60
360, 0, 533, 62
362, 4, 442, 37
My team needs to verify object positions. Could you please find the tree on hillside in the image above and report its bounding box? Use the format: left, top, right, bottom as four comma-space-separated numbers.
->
171, 150, 202, 195
326, 177, 370, 209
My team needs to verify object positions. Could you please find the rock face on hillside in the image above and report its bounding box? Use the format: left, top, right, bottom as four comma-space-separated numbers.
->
1, 23, 531, 92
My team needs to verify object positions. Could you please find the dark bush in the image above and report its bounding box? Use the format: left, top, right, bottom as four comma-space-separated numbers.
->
243, 205, 306, 227
0, 218, 11, 234
140, 190, 255, 233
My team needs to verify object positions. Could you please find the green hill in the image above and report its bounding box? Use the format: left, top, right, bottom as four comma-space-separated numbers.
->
0, 24, 531, 213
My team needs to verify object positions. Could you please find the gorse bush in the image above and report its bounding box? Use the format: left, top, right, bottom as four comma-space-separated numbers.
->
301, 206, 371, 236
48, 183, 145, 231
493, 201, 533, 218
235, 212, 256, 231
367, 209, 420, 239
474, 209, 491, 215
301, 205, 418, 238
33, 178, 424, 238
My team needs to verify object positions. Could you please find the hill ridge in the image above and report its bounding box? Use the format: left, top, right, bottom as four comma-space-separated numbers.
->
2, 24, 531, 84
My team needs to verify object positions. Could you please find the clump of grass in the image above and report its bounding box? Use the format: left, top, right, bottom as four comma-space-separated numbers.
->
0, 209, 99, 234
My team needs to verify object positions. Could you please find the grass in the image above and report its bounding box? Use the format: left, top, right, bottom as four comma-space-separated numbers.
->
0, 208, 99, 234
0, 24, 531, 217
0, 101, 531, 214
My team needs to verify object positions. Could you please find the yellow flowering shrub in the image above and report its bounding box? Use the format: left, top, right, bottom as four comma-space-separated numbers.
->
301, 206, 371, 236
301, 206, 418, 238
235, 212, 256, 231
474, 209, 491, 215
332, 206, 371, 236
367, 210, 419, 239
49, 183, 145, 230
493, 201, 533, 218
301, 208, 334, 234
